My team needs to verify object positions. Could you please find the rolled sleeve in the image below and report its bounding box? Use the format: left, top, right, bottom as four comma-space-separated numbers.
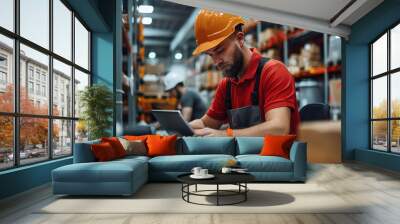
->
263, 61, 297, 113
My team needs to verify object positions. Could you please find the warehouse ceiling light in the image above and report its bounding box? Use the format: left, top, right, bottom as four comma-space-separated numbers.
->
148, 51, 156, 59
142, 17, 152, 25
174, 52, 183, 60
138, 5, 154, 14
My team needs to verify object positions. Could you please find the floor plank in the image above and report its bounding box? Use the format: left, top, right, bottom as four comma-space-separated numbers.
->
1, 162, 400, 224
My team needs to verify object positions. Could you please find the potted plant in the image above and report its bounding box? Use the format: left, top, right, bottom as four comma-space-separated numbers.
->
79, 84, 113, 140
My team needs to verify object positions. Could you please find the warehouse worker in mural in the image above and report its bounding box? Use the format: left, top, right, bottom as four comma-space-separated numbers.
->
164, 66, 207, 122
189, 9, 300, 137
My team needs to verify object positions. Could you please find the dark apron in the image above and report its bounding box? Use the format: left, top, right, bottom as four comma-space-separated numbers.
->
225, 57, 269, 129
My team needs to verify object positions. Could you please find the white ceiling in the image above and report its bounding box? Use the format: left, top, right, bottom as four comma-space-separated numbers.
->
165, 0, 384, 39
228, 0, 352, 22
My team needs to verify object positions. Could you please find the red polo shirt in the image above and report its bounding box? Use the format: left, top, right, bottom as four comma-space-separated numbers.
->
206, 49, 300, 134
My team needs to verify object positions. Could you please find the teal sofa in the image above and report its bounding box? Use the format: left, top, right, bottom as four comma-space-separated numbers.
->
52, 137, 307, 196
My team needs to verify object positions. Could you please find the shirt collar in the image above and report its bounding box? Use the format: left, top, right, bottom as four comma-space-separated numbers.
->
230, 48, 261, 85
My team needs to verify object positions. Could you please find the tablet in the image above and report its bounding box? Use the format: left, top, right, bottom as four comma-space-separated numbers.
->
151, 110, 194, 136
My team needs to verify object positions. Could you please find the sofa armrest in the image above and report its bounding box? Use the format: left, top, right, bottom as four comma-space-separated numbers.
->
289, 141, 307, 181
73, 140, 100, 163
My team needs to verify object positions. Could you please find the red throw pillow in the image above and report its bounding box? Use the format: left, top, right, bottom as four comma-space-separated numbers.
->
260, 135, 297, 159
91, 142, 117, 161
101, 137, 126, 158
146, 135, 177, 157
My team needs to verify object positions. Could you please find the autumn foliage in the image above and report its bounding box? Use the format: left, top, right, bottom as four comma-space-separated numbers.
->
372, 99, 400, 141
0, 84, 59, 150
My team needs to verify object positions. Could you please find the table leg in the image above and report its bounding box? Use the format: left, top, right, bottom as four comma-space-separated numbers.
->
217, 184, 219, 206
195, 184, 197, 192
245, 183, 247, 201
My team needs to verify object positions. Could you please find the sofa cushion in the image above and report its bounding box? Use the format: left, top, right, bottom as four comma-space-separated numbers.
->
91, 142, 118, 161
179, 137, 235, 155
101, 137, 127, 158
148, 154, 235, 172
236, 155, 293, 172
260, 135, 296, 159
118, 138, 147, 156
236, 137, 263, 155
53, 158, 148, 183
147, 135, 177, 157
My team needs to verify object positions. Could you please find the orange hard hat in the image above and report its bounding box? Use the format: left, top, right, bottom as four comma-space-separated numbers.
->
192, 9, 246, 56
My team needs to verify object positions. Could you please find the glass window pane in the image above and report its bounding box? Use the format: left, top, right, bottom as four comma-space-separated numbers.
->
0, 116, 14, 170
53, 59, 72, 117
391, 120, 400, 153
372, 121, 388, 151
74, 69, 89, 118
372, 76, 387, 119
53, 119, 72, 157
391, 24, 400, 70
74, 18, 89, 70
372, 33, 387, 76
53, 0, 72, 60
20, 0, 49, 49
20, 117, 49, 165
20, 44, 49, 115
0, 35, 14, 112
391, 72, 400, 118
0, 0, 14, 31
75, 120, 88, 143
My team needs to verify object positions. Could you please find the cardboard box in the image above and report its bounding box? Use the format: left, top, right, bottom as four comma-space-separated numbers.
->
297, 121, 342, 163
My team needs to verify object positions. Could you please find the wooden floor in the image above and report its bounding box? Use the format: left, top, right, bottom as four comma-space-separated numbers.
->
1, 162, 400, 224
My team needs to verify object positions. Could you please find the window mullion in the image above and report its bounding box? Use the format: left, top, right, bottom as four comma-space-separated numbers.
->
388, 29, 391, 152
49, 0, 53, 160
13, 0, 21, 167
72, 11, 76, 154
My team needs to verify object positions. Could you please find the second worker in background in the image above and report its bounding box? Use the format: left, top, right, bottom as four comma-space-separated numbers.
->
164, 69, 207, 122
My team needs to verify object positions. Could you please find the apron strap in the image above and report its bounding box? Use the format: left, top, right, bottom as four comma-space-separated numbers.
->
225, 57, 270, 110
225, 79, 232, 110
252, 57, 269, 105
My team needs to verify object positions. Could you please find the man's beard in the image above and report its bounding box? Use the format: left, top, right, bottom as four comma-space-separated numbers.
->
222, 46, 244, 78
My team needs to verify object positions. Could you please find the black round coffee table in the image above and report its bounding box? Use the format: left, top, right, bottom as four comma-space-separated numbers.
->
177, 173, 255, 206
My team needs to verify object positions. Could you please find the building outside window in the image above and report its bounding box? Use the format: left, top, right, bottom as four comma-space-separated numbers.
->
28, 81, 34, 94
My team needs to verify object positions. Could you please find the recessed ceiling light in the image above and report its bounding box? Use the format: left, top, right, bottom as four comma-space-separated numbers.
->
142, 17, 152, 25
174, 52, 183, 60
148, 51, 156, 59
138, 5, 154, 14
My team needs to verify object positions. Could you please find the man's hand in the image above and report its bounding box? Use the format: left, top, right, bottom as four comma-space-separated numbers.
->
194, 128, 226, 137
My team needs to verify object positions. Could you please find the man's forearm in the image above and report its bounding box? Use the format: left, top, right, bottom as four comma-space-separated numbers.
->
231, 120, 290, 137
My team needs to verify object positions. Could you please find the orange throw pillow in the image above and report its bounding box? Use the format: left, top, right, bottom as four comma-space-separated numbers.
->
260, 135, 297, 159
91, 142, 117, 161
101, 137, 126, 158
124, 135, 149, 141
146, 135, 177, 157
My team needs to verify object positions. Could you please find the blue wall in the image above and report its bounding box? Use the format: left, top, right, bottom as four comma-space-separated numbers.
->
0, 158, 72, 199
0, 0, 121, 200
344, 0, 400, 170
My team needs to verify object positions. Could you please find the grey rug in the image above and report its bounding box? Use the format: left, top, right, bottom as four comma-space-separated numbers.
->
37, 183, 362, 214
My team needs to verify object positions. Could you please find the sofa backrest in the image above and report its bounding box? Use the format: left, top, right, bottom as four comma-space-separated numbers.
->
177, 137, 235, 155
235, 137, 264, 155
73, 139, 100, 163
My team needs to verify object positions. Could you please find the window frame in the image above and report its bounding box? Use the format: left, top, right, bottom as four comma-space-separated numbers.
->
370, 20, 400, 154
0, 0, 92, 171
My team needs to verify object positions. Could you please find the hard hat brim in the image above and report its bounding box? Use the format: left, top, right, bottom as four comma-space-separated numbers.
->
164, 85, 175, 92
192, 34, 230, 56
